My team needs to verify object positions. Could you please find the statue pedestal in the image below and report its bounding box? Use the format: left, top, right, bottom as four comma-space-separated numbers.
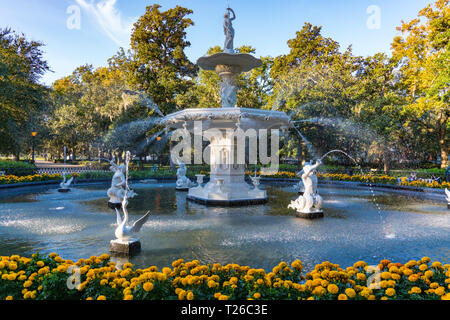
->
108, 202, 121, 210
110, 238, 141, 257
57, 188, 70, 193
296, 211, 324, 219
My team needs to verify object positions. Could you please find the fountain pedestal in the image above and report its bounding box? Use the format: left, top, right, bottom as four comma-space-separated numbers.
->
187, 127, 267, 205
110, 238, 141, 257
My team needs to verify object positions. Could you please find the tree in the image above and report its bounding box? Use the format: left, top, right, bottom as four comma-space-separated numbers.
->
0, 28, 50, 159
128, 4, 197, 115
271, 23, 365, 159
391, 0, 449, 168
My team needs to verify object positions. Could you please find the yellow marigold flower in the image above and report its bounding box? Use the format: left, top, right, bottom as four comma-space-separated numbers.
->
385, 288, 396, 297
380, 272, 391, 280
408, 274, 419, 282
178, 290, 187, 300
214, 292, 222, 299
23, 280, 33, 288
419, 264, 428, 271
424, 270, 434, 278
36, 261, 44, 267
345, 288, 356, 298
187, 291, 194, 300
253, 292, 261, 299
421, 257, 431, 264
123, 263, 133, 269
338, 294, 348, 300
5, 296, 13, 300
143, 282, 154, 292
8, 263, 17, 270
435, 287, 445, 296
327, 284, 339, 295
124, 295, 133, 300
430, 282, 439, 289
356, 273, 366, 281
218, 295, 229, 300
97, 295, 107, 300
409, 287, 421, 294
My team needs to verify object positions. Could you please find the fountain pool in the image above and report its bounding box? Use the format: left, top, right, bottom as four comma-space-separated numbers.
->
0, 181, 448, 270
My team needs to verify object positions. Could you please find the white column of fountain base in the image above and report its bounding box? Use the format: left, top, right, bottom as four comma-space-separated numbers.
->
187, 131, 267, 206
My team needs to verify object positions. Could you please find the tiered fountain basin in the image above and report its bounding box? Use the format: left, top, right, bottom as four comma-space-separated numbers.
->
163, 108, 291, 205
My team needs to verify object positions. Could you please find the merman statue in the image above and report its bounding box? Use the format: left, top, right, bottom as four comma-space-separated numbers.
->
107, 158, 136, 209
288, 159, 323, 218
176, 160, 194, 191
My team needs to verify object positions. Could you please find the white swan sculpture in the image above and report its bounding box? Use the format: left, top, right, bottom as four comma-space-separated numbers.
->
59, 173, 73, 189
445, 188, 450, 203
114, 195, 151, 243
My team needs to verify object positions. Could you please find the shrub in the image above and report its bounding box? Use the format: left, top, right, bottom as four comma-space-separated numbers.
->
0, 253, 449, 300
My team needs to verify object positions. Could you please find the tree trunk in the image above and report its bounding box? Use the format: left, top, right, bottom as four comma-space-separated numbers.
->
14, 153, 20, 161
139, 156, 144, 170
383, 149, 390, 174
441, 145, 449, 169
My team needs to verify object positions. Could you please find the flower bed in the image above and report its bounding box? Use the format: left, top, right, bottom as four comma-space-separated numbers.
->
0, 173, 65, 185
0, 253, 449, 300
317, 173, 450, 189
0, 171, 448, 190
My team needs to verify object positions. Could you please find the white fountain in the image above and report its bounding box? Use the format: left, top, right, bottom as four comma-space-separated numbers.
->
163, 8, 290, 206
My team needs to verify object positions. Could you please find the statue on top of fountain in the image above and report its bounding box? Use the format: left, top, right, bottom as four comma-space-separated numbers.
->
223, 7, 236, 54
107, 158, 136, 207
288, 160, 323, 217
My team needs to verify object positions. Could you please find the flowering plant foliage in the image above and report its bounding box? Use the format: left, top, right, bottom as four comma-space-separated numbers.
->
1, 254, 449, 300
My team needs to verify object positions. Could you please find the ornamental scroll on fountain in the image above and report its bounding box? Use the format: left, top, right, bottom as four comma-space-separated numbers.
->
162, 8, 290, 205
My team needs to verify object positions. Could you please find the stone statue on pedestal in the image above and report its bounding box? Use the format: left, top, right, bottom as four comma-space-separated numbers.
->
223, 8, 236, 53
107, 159, 136, 208
288, 160, 323, 218
176, 161, 193, 191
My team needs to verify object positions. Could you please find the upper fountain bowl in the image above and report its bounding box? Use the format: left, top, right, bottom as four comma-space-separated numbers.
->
162, 107, 291, 131
197, 52, 262, 73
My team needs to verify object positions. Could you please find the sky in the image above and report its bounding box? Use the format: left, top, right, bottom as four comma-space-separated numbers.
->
0, 0, 436, 85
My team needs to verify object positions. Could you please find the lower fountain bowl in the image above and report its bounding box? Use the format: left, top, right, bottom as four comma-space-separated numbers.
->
186, 194, 268, 206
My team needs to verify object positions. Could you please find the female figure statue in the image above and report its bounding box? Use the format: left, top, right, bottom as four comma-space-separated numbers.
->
223, 7, 236, 53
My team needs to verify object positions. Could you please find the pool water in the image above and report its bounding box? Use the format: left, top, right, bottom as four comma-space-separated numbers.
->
0, 181, 448, 271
